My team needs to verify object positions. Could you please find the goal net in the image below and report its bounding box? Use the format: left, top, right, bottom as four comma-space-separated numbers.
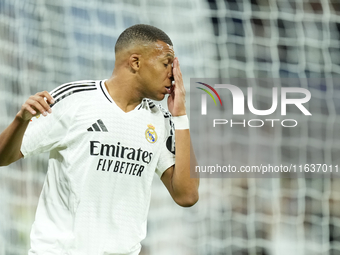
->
0, 0, 339, 255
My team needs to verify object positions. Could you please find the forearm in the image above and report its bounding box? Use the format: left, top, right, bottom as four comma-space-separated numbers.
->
171, 129, 199, 205
0, 91, 54, 166
0, 115, 29, 166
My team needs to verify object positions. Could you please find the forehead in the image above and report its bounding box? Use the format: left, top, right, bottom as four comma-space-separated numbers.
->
150, 40, 175, 58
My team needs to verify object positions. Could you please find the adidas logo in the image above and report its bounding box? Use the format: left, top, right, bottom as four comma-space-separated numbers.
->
87, 119, 108, 132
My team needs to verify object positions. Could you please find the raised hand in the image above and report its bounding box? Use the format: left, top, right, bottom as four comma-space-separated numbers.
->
17, 91, 55, 121
167, 57, 186, 117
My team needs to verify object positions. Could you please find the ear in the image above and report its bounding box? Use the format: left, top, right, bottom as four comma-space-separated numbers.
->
129, 54, 141, 73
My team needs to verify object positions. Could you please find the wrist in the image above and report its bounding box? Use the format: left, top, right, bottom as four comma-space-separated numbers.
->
171, 111, 186, 117
15, 112, 30, 123
172, 115, 189, 130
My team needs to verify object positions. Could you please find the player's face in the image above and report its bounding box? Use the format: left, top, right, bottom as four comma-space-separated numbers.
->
139, 41, 175, 101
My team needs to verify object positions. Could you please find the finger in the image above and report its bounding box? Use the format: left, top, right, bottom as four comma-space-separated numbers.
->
23, 104, 36, 116
174, 58, 182, 73
32, 94, 52, 114
27, 99, 47, 116
173, 59, 183, 82
27, 98, 49, 116
173, 58, 178, 76
37, 91, 55, 105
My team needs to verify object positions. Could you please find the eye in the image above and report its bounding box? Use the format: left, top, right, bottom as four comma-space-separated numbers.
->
164, 63, 169, 67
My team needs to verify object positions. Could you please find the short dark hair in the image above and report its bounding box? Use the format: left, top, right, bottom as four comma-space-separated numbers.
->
115, 24, 173, 53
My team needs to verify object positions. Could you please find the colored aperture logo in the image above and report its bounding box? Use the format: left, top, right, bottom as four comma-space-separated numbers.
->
196, 82, 223, 107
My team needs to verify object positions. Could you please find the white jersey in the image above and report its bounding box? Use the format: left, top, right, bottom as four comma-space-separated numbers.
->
21, 80, 176, 255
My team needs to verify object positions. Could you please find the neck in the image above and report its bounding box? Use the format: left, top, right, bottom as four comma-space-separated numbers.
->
104, 73, 144, 113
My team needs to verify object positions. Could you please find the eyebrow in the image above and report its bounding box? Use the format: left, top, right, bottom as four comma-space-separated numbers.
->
165, 53, 174, 59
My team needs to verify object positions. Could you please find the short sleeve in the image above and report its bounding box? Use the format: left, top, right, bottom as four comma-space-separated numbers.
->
155, 114, 176, 178
21, 97, 72, 158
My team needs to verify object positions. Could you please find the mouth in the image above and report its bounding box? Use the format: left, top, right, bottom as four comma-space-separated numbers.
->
165, 79, 174, 94
165, 86, 171, 94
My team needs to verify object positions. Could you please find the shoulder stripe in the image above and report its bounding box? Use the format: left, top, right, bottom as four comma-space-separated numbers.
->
157, 104, 171, 118
50, 87, 97, 108
143, 99, 157, 110
50, 81, 96, 95
99, 80, 112, 103
51, 84, 96, 98
148, 101, 155, 106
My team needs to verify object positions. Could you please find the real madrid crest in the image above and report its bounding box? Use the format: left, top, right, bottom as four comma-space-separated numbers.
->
145, 124, 157, 143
